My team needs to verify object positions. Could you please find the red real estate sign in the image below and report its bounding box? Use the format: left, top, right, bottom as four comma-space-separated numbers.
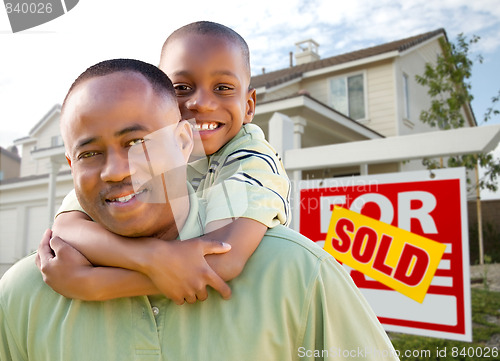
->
299, 168, 472, 341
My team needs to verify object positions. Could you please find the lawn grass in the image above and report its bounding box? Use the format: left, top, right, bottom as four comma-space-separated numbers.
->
388, 288, 500, 360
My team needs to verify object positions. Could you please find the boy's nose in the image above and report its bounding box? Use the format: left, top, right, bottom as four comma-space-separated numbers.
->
185, 90, 217, 112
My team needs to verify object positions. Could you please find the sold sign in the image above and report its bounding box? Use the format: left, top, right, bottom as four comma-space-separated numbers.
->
324, 206, 446, 303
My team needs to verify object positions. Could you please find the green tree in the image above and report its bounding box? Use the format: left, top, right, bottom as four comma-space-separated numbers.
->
415, 33, 500, 192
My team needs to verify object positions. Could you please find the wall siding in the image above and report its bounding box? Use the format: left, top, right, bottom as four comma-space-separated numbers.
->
365, 61, 397, 137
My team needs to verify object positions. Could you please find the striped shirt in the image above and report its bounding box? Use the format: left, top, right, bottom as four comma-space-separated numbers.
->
188, 124, 291, 228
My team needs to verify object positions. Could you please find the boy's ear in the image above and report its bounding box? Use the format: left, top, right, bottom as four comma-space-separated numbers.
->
175, 120, 194, 162
243, 88, 256, 124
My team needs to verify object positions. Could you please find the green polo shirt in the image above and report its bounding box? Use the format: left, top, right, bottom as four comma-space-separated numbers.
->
0, 189, 398, 361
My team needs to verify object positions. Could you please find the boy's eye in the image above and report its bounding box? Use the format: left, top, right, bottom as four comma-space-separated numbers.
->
215, 84, 233, 92
174, 84, 192, 94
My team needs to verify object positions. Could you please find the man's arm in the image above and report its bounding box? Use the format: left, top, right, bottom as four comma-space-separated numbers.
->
300, 257, 400, 361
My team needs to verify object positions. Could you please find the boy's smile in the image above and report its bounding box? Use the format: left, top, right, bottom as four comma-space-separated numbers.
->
160, 33, 256, 156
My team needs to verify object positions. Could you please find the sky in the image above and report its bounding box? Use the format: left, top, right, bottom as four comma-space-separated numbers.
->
0, 0, 499, 196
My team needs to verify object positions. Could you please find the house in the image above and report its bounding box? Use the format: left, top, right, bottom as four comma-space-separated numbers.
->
250, 28, 475, 179
0, 28, 477, 276
0, 105, 73, 276
0, 146, 21, 181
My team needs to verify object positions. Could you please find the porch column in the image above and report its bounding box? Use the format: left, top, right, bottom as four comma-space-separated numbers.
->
47, 159, 61, 228
291, 116, 307, 231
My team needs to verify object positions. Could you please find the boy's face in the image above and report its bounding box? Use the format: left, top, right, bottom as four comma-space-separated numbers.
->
61, 72, 190, 238
160, 33, 256, 155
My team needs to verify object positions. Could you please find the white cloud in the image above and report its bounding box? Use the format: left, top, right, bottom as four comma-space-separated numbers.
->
1, 0, 500, 148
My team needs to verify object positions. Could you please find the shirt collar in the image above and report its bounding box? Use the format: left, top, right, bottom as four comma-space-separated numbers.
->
177, 182, 206, 240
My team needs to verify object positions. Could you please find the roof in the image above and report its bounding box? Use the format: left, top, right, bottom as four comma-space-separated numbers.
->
0, 147, 21, 162
251, 28, 446, 89
256, 92, 384, 139
13, 104, 61, 144
29, 104, 61, 136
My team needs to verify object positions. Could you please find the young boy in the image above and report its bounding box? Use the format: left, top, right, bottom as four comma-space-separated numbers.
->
41, 21, 290, 304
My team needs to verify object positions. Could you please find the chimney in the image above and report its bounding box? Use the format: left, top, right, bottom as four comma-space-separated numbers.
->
294, 39, 320, 65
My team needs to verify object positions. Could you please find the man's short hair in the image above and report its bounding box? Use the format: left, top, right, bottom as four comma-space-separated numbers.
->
160, 21, 251, 79
62, 58, 176, 112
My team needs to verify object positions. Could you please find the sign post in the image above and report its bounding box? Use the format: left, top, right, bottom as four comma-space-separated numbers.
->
299, 168, 472, 341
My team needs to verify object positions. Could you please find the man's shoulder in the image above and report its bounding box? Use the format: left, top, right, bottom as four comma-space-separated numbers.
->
0, 254, 44, 301
261, 225, 331, 262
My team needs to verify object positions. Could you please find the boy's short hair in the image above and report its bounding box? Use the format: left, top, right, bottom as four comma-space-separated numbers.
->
62, 58, 176, 112
160, 21, 251, 80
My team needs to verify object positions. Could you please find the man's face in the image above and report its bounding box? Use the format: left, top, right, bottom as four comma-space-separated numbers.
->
62, 72, 188, 237
160, 34, 256, 156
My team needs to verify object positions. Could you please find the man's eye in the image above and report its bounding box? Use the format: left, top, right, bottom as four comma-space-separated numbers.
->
128, 138, 145, 147
79, 151, 99, 159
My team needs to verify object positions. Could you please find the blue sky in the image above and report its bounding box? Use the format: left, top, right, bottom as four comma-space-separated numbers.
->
1, 0, 499, 195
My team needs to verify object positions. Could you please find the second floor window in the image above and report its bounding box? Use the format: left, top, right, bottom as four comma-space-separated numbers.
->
329, 73, 366, 120
403, 73, 410, 120
51, 135, 63, 147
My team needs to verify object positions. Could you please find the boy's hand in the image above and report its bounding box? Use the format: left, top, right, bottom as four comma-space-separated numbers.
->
36, 229, 96, 300
142, 239, 232, 305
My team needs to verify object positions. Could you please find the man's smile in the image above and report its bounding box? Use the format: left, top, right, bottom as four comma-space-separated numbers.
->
105, 188, 148, 205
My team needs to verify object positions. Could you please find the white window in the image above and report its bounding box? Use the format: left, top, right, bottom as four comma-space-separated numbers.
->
329, 73, 366, 120
403, 73, 410, 119
51, 135, 63, 147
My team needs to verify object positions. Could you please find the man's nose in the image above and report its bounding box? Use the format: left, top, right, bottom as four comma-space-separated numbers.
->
185, 89, 216, 112
101, 149, 133, 182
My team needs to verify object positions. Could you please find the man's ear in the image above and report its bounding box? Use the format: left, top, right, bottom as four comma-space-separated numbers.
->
175, 120, 194, 162
243, 88, 256, 124
65, 153, 72, 168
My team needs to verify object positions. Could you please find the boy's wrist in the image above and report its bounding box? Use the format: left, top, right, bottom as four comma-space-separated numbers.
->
133, 238, 165, 275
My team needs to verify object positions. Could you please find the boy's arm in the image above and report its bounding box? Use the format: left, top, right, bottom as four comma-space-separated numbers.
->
203, 218, 267, 281
36, 229, 160, 301
49, 212, 232, 304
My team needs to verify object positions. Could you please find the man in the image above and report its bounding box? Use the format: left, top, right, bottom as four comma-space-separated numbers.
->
0, 59, 399, 360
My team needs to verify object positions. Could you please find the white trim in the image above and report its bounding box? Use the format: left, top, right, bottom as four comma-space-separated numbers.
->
265, 76, 302, 94
31, 145, 66, 160
255, 95, 381, 139
393, 57, 402, 136
255, 86, 267, 94
14, 137, 36, 146
0, 173, 73, 191
398, 33, 446, 58
285, 124, 500, 171
29, 105, 61, 136
305, 51, 399, 79
402, 72, 410, 120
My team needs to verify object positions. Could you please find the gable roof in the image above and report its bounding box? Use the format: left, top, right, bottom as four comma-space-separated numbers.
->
251, 28, 446, 89
14, 104, 61, 145
29, 104, 61, 136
